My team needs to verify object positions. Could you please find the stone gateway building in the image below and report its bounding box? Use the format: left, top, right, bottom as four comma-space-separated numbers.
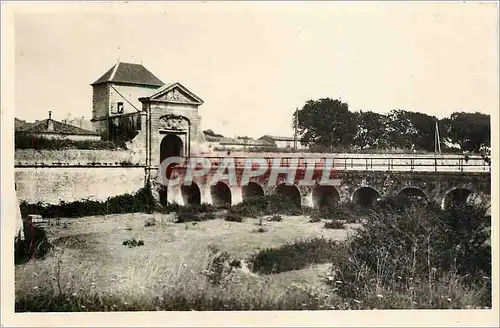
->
90, 62, 207, 202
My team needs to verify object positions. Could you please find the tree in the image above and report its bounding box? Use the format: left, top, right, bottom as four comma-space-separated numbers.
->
293, 98, 357, 151
352, 111, 388, 150
441, 112, 490, 152
404, 111, 439, 152
385, 110, 419, 150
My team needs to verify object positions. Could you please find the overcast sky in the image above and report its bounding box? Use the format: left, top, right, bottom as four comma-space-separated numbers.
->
14, 2, 498, 138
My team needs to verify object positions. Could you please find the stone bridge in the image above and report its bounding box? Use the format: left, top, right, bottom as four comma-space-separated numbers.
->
152, 154, 491, 210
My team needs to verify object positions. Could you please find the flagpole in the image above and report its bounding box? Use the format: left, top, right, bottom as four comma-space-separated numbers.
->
435, 121, 441, 154
294, 108, 298, 150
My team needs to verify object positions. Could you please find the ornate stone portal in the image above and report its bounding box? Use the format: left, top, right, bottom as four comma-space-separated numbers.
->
139, 82, 205, 204
158, 114, 190, 132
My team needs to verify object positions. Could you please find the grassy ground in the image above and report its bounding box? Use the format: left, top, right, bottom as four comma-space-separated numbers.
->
15, 201, 491, 311
15, 213, 356, 311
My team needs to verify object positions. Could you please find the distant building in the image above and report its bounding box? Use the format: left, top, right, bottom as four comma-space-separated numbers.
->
14, 118, 32, 131
258, 135, 307, 149
17, 111, 101, 141
62, 116, 95, 132
90, 62, 164, 133
202, 132, 271, 150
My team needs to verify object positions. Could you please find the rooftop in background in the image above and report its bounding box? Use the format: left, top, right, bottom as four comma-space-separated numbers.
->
259, 135, 296, 142
91, 62, 164, 87
17, 117, 100, 136
15, 118, 32, 131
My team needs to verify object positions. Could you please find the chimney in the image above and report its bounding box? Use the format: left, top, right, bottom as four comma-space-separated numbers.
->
47, 111, 54, 132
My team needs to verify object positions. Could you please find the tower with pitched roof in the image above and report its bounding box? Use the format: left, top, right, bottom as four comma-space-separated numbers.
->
90, 62, 164, 133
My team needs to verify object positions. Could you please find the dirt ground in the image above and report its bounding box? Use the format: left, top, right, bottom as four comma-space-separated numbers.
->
15, 213, 356, 304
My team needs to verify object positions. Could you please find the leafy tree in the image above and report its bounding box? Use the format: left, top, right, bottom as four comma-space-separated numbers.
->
385, 110, 419, 150
293, 98, 357, 150
441, 112, 490, 152
405, 111, 439, 152
352, 111, 388, 150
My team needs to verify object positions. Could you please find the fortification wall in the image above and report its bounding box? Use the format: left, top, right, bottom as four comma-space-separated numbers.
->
15, 167, 145, 205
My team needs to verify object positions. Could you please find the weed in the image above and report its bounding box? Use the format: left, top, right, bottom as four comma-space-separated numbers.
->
144, 218, 156, 227
268, 214, 283, 222
122, 239, 145, 248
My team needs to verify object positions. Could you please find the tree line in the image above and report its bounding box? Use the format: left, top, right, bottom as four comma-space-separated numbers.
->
293, 98, 490, 153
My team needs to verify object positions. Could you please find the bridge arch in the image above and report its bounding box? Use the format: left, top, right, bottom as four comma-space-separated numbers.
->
352, 186, 380, 207
441, 187, 474, 209
398, 187, 428, 202
312, 185, 340, 209
181, 182, 201, 206
275, 183, 301, 207
211, 181, 232, 206
242, 182, 265, 202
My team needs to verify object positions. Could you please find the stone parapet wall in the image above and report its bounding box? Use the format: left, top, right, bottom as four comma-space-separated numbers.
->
15, 149, 146, 166
15, 167, 146, 205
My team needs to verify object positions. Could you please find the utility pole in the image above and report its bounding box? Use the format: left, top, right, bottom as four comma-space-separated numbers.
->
434, 121, 441, 154
293, 107, 298, 150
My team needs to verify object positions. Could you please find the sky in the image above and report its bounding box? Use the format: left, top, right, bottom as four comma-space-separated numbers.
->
13, 2, 498, 139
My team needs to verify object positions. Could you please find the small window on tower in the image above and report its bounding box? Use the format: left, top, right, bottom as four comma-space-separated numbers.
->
117, 102, 124, 113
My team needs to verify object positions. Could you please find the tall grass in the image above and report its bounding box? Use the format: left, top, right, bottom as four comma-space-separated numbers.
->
14, 195, 491, 311
328, 202, 491, 309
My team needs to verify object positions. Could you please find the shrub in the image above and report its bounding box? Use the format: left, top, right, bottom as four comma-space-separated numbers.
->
324, 220, 345, 229
251, 237, 343, 274
19, 183, 156, 218
328, 203, 491, 308
309, 203, 367, 223
174, 205, 218, 223
15, 133, 122, 150
122, 239, 144, 247
224, 212, 244, 222
204, 250, 233, 285
230, 194, 302, 217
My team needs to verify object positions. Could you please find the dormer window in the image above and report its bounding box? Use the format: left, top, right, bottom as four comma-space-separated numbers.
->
117, 102, 124, 114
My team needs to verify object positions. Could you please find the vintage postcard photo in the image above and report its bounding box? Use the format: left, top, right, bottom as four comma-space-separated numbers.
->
1, 1, 498, 327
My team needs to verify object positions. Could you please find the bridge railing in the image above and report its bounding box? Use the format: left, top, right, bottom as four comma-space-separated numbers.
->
180, 156, 491, 173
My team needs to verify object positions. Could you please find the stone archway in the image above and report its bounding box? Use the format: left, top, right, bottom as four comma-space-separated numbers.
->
211, 182, 232, 206
242, 182, 265, 202
276, 183, 301, 207
398, 187, 429, 205
160, 134, 184, 163
442, 188, 474, 209
312, 185, 340, 209
181, 183, 201, 206
352, 187, 380, 207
